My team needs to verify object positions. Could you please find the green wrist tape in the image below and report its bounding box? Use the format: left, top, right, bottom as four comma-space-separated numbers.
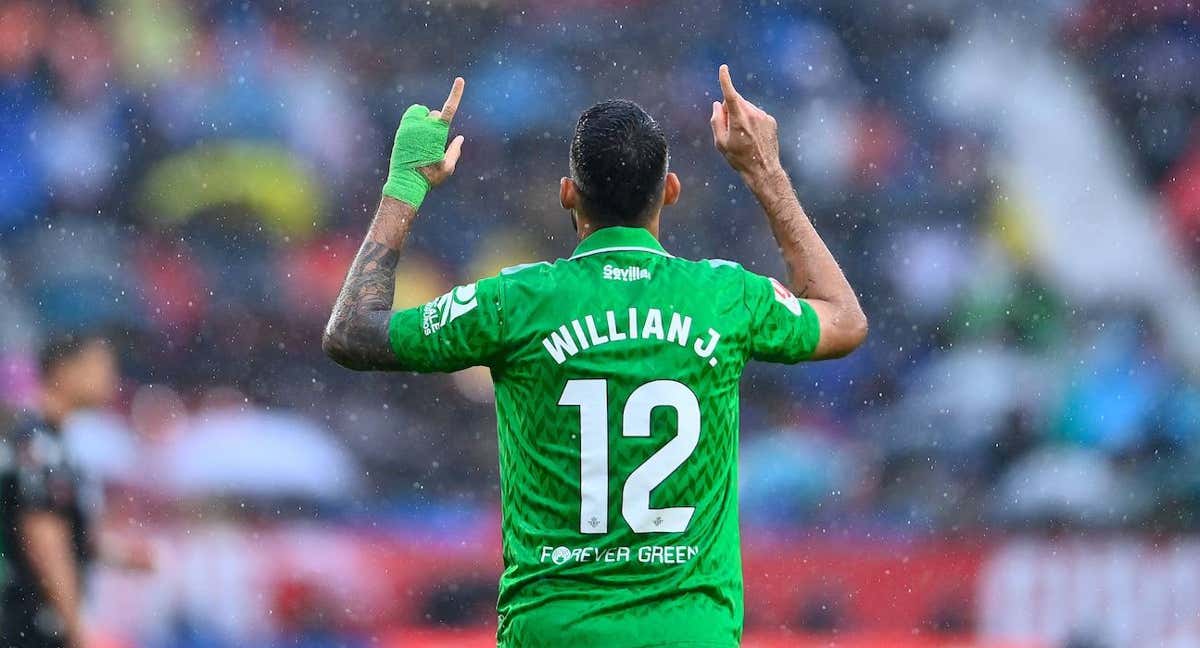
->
382, 104, 450, 208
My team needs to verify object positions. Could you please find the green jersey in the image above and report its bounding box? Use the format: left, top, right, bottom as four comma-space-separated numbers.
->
388, 226, 821, 647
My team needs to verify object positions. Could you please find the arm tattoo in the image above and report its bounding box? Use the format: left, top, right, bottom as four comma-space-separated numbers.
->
323, 198, 416, 370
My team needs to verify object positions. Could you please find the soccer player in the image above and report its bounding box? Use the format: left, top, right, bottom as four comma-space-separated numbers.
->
1, 335, 153, 648
324, 66, 867, 647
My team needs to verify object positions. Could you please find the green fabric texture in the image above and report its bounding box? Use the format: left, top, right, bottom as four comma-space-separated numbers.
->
385, 227, 822, 647
381, 104, 449, 208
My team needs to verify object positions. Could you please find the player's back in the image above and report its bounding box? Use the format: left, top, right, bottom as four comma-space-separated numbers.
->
332, 67, 861, 648
483, 226, 820, 647
385, 226, 820, 646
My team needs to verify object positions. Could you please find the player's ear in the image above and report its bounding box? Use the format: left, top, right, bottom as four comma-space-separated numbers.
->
560, 177, 578, 211
662, 172, 681, 207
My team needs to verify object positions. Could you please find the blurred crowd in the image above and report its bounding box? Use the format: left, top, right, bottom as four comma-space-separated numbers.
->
2, 0, 1200, 544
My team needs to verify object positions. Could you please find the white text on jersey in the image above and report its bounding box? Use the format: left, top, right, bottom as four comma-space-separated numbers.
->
602, 264, 651, 281
541, 307, 722, 367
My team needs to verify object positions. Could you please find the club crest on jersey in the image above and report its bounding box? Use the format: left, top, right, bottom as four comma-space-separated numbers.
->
769, 277, 803, 316
602, 264, 651, 281
422, 283, 478, 336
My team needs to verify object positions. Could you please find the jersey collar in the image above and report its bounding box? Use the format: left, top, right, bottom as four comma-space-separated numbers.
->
569, 226, 672, 260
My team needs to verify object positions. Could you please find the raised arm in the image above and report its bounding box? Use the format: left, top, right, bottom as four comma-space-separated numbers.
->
710, 65, 867, 359
323, 77, 466, 370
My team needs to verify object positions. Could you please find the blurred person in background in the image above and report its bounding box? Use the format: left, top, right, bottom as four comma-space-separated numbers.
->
0, 334, 151, 648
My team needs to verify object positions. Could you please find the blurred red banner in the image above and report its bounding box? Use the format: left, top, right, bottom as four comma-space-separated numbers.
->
89, 526, 1200, 647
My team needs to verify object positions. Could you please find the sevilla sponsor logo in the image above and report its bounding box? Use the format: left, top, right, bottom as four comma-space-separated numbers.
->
602, 264, 651, 281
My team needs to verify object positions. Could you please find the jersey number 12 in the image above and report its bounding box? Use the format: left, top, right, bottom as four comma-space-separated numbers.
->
558, 379, 700, 534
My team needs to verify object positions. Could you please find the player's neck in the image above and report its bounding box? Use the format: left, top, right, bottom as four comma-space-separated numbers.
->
575, 216, 661, 242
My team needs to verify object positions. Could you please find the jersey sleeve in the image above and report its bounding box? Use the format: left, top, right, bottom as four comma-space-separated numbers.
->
743, 270, 821, 364
387, 274, 506, 372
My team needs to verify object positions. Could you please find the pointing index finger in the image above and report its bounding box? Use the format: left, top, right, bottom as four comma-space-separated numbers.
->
718, 64, 740, 110
439, 77, 465, 124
